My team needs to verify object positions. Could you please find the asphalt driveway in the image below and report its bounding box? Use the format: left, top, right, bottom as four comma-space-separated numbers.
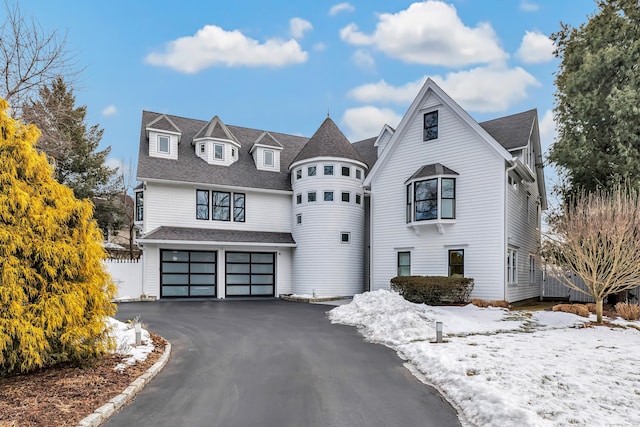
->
106, 300, 461, 427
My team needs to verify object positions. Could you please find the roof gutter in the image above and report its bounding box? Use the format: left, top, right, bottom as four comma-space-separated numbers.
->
137, 239, 297, 248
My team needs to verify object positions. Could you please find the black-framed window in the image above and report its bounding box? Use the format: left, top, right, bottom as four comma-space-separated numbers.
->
341, 232, 350, 243
199, 143, 205, 154
342, 166, 350, 176
448, 250, 464, 277
355, 194, 361, 205
308, 191, 317, 202
296, 194, 302, 204
296, 169, 302, 179
212, 191, 230, 221
196, 189, 209, 220
341, 192, 350, 202
424, 110, 438, 141
324, 165, 334, 176
406, 177, 456, 222
296, 214, 302, 224
356, 169, 362, 180
415, 178, 438, 220
397, 252, 411, 276
324, 191, 334, 202
135, 191, 143, 222
308, 165, 316, 176
233, 193, 245, 222
158, 135, 170, 153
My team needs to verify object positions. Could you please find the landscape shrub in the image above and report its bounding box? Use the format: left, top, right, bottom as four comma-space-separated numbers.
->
470, 299, 510, 308
614, 302, 640, 321
390, 276, 474, 305
552, 304, 590, 317
586, 303, 597, 314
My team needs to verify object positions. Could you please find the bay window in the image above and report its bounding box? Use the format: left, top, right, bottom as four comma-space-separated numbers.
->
406, 177, 456, 222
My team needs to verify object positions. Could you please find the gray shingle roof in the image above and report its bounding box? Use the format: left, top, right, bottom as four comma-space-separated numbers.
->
291, 117, 366, 165
479, 109, 537, 151
140, 226, 295, 245
137, 111, 308, 191
405, 163, 459, 183
352, 137, 378, 171
254, 132, 283, 148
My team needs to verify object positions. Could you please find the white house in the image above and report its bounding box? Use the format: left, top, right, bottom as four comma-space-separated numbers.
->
134, 79, 546, 302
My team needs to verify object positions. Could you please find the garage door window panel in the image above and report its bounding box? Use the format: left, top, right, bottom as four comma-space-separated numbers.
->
161, 250, 217, 298
225, 252, 275, 297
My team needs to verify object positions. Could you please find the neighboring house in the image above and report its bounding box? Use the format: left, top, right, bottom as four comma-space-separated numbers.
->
134, 78, 546, 302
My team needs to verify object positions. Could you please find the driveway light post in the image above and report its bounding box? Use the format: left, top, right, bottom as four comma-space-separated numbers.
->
436, 322, 443, 343
135, 320, 142, 346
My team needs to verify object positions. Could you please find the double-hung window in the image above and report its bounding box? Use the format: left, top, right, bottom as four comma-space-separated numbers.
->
529, 255, 536, 284
406, 177, 456, 222
214, 144, 224, 160
507, 248, 518, 284
264, 150, 274, 167
448, 250, 464, 277
158, 135, 170, 153
397, 252, 411, 276
423, 111, 438, 141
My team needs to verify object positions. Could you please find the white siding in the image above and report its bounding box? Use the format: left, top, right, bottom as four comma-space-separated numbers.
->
377, 128, 394, 157
253, 146, 281, 172
369, 91, 507, 301
142, 182, 291, 234
291, 159, 366, 297
148, 132, 179, 160
506, 162, 542, 302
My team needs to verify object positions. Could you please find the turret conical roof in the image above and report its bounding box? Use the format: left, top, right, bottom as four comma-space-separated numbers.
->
291, 117, 366, 166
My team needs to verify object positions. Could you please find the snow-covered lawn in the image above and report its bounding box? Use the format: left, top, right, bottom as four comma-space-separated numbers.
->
329, 290, 640, 427
105, 317, 155, 370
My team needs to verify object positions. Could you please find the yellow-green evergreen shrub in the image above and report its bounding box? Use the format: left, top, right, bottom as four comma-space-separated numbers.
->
0, 98, 116, 375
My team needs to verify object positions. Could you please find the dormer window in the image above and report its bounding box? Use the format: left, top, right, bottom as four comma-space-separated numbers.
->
199, 144, 205, 154
232, 148, 236, 158
214, 144, 224, 160
423, 110, 438, 141
264, 150, 274, 167
158, 135, 170, 153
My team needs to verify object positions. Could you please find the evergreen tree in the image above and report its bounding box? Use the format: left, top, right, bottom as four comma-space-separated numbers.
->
21, 77, 123, 235
550, 0, 640, 197
0, 98, 116, 375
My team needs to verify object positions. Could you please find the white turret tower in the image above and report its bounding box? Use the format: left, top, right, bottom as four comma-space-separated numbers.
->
289, 117, 368, 297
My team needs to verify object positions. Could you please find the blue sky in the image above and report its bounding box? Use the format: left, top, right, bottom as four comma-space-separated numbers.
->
17, 0, 597, 187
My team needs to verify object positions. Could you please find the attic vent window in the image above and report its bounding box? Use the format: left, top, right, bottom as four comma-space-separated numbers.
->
423, 110, 438, 141
264, 150, 274, 167
158, 135, 170, 153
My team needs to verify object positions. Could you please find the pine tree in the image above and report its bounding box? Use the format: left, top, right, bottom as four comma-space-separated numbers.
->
21, 77, 123, 236
0, 97, 116, 375
550, 0, 640, 198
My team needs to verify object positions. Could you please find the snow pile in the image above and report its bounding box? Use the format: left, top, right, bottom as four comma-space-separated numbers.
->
106, 317, 155, 371
329, 290, 640, 427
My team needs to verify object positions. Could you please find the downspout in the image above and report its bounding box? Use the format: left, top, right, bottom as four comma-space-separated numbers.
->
504, 159, 519, 302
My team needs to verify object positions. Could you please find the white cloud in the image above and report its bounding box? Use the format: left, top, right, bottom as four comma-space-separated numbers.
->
145, 25, 308, 73
313, 42, 327, 52
329, 3, 355, 16
102, 104, 117, 117
520, 1, 540, 12
340, 1, 507, 67
516, 31, 555, 64
342, 106, 402, 141
348, 66, 540, 112
538, 109, 557, 155
290, 18, 313, 39
352, 49, 375, 69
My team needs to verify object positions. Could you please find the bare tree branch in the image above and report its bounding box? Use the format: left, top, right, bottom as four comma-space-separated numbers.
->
0, 0, 78, 115
544, 186, 640, 322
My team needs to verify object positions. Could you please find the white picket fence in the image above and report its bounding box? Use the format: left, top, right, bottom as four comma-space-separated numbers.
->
543, 266, 640, 303
104, 257, 144, 300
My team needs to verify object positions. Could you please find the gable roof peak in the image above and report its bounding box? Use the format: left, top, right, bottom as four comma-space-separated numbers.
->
194, 115, 238, 142
145, 114, 181, 134
291, 116, 366, 167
